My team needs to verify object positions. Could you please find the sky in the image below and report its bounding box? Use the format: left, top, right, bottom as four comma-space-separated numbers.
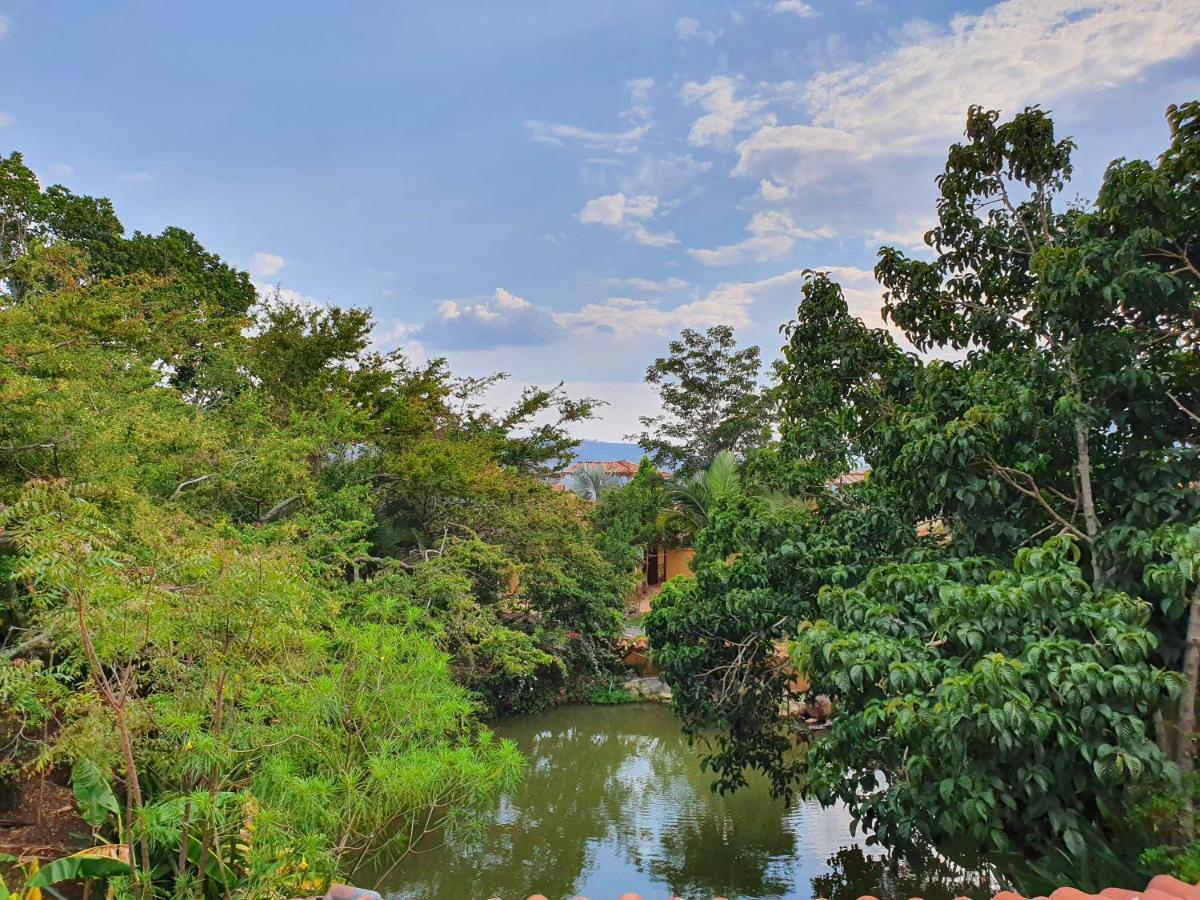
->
3, 1, 1199, 440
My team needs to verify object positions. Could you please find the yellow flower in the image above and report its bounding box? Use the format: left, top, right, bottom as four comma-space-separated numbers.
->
298, 857, 309, 872
185, 741, 194, 750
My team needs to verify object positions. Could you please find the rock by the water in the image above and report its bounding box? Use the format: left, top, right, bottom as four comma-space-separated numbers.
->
624, 676, 672, 702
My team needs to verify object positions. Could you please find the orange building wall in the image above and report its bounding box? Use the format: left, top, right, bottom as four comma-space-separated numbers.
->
663, 547, 694, 580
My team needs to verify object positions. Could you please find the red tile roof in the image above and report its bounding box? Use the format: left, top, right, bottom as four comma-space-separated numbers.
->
827, 468, 869, 487
563, 460, 643, 478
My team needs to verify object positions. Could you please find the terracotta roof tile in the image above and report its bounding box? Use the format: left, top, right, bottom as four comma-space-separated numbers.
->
1150, 876, 1200, 900
332, 871, 1200, 900
1142, 888, 1186, 900
563, 460, 642, 478
1049, 887, 1096, 900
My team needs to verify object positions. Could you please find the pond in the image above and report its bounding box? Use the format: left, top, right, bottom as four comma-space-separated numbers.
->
375, 704, 995, 900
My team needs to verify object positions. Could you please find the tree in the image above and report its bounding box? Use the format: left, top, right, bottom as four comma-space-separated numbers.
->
589, 458, 668, 572
875, 103, 1198, 591
773, 271, 915, 488
647, 101, 1200, 869
0, 155, 630, 895
793, 540, 1178, 856
630, 325, 772, 475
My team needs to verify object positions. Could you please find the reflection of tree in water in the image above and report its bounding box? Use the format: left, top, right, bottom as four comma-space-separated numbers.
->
811, 845, 995, 900
376, 705, 995, 900
609, 731, 799, 898
376, 708, 649, 899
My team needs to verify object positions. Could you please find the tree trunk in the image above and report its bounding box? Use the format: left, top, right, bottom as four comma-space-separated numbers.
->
1177, 584, 1200, 841
1073, 416, 1100, 548
76, 596, 152, 882
1068, 363, 1102, 584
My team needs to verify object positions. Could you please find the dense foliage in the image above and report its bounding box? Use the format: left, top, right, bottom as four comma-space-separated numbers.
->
0, 153, 631, 896
647, 102, 1200, 875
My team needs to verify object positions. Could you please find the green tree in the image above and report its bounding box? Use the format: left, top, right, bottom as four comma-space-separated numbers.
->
647, 101, 1200, 867
630, 325, 772, 475
773, 271, 915, 488
0, 160, 628, 897
590, 458, 669, 572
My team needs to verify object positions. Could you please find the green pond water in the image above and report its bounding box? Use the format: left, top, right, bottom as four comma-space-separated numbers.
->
376, 703, 996, 900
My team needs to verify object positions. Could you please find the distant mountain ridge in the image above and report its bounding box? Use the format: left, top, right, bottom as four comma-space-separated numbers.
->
569, 439, 649, 464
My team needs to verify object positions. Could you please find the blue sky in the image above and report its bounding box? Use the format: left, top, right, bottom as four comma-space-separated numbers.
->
3, 1, 1199, 439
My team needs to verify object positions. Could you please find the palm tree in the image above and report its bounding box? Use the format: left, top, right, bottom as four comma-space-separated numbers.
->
656, 450, 742, 539
567, 463, 621, 502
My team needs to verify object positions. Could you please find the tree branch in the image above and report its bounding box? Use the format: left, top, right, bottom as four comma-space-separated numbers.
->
1168, 391, 1200, 428
259, 495, 302, 524
984, 456, 1089, 543
170, 473, 219, 500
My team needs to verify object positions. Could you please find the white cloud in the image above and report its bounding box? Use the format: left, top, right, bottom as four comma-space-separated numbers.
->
867, 218, 938, 252
577, 192, 678, 247
120, 170, 157, 184
773, 1, 818, 18
676, 16, 722, 45
736, 0, 1200, 188
0, 112, 14, 128
558, 290, 751, 339
561, 265, 891, 345
47, 162, 74, 177
680, 76, 776, 148
688, 210, 834, 266
526, 120, 650, 153
0, 16, 10, 39
417, 287, 565, 350
758, 178, 790, 201
249, 252, 287, 278
629, 225, 679, 247
577, 192, 656, 226
733, 124, 863, 187
613, 153, 712, 197
369, 320, 423, 357
614, 276, 689, 292
623, 77, 655, 123
569, 265, 895, 341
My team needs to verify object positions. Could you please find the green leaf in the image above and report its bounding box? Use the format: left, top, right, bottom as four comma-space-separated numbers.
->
1062, 827, 1086, 857
25, 852, 131, 888
71, 759, 119, 829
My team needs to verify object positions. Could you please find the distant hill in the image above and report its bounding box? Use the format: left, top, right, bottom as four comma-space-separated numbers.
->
570, 439, 650, 464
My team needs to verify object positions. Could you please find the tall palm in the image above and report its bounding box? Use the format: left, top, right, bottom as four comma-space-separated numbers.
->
656, 450, 742, 539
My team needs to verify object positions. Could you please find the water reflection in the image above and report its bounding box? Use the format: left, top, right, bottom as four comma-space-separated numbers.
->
374, 704, 991, 900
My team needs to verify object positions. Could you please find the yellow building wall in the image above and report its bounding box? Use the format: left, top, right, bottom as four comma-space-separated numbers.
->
663, 547, 694, 580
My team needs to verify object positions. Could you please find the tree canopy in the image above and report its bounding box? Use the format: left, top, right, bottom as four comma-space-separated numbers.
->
647, 101, 1200, 876
0, 158, 633, 896
630, 324, 773, 475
